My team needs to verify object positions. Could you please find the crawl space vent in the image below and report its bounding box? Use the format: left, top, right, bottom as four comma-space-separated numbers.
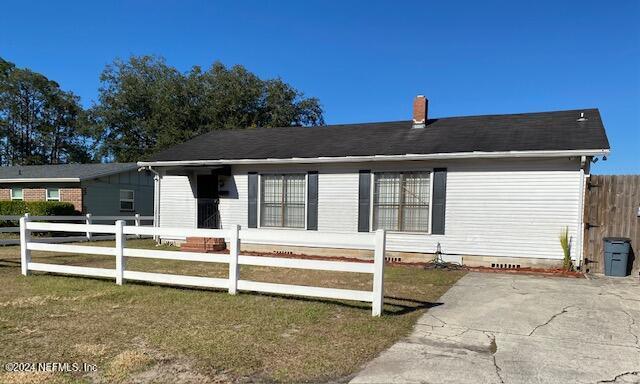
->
491, 263, 521, 269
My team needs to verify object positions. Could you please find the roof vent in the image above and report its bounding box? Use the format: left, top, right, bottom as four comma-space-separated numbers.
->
412, 95, 428, 129
577, 112, 588, 122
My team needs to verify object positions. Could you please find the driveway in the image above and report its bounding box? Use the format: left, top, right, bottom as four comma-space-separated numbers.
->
351, 272, 640, 384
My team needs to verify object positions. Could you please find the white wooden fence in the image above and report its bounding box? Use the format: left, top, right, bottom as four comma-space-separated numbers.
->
19, 218, 386, 316
1, 214, 153, 245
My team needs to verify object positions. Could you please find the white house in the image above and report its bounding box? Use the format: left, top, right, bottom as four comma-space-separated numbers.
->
138, 96, 610, 268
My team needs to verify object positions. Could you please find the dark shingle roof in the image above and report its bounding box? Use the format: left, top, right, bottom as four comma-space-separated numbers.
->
0, 163, 140, 181
148, 108, 609, 162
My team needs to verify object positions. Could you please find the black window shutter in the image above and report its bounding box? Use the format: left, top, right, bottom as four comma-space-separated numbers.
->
306, 171, 318, 230
247, 172, 258, 228
358, 170, 371, 232
431, 168, 447, 235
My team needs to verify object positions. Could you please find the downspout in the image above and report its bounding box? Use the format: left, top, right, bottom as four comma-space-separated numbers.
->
142, 166, 161, 244
576, 156, 587, 269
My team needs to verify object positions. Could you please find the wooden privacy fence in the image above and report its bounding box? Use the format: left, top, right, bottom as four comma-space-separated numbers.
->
19, 218, 387, 316
583, 175, 640, 274
0, 214, 154, 245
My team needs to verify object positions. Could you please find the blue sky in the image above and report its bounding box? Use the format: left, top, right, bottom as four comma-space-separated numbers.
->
1, 0, 638, 173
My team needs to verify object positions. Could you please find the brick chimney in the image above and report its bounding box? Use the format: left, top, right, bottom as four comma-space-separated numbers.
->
412, 95, 428, 128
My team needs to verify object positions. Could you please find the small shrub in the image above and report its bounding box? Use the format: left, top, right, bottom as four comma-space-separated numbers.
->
23, 201, 77, 216
0, 200, 77, 226
559, 226, 572, 271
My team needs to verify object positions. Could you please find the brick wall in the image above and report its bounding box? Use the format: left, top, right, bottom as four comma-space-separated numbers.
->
60, 188, 83, 212
24, 188, 46, 201
0, 187, 83, 213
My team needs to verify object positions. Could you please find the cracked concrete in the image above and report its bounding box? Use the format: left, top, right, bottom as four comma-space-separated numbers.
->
350, 272, 640, 384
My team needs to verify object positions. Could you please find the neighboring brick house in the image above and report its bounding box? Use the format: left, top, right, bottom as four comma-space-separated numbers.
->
0, 163, 154, 216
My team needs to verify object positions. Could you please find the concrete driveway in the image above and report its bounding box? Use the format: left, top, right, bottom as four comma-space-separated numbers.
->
351, 272, 640, 384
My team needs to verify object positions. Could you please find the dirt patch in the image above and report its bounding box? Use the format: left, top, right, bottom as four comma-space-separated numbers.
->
468, 266, 584, 278
131, 359, 234, 384
101, 350, 154, 382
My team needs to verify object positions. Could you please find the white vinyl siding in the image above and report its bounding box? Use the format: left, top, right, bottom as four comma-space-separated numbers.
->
159, 175, 196, 230
160, 157, 582, 261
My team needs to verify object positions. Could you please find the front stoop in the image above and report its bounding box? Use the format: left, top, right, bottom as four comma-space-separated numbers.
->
180, 237, 226, 253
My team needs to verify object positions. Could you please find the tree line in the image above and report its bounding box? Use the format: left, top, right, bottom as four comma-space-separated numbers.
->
0, 56, 324, 165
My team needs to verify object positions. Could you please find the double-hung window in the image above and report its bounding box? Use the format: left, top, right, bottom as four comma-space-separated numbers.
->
119, 189, 135, 211
10, 188, 23, 201
373, 172, 431, 232
260, 174, 306, 228
46, 188, 60, 201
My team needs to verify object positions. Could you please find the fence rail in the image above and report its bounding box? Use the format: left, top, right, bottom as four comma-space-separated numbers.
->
1, 214, 154, 245
19, 219, 386, 316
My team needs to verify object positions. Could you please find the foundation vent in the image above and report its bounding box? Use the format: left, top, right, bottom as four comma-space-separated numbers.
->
491, 263, 521, 269
385, 256, 402, 263
274, 250, 294, 255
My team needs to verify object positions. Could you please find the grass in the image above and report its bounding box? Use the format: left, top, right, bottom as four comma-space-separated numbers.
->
0, 239, 465, 383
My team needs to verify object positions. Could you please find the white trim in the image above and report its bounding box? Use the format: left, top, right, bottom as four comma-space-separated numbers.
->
428, 171, 434, 234
46, 188, 60, 201
0, 177, 80, 183
192, 175, 198, 228
138, 149, 610, 167
10, 187, 23, 201
257, 173, 261, 229
368, 173, 374, 232
304, 172, 309, 230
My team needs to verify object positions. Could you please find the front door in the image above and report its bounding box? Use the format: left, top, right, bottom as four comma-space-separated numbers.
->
197, 174, 219, 229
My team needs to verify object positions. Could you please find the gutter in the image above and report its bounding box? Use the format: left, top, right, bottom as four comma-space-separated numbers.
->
0, 178, 80, 183
137, 149, 610, 167
140, 166, 161, 243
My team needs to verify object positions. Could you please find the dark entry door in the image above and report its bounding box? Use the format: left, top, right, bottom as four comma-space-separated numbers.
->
197, 174, 220, 229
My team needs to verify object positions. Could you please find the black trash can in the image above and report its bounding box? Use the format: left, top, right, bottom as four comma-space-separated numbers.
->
603, 238, 631, 277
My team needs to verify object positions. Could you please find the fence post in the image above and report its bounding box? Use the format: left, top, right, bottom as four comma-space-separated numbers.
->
228, 225, 240, 294
115, 220, 125, 285
134, 214, 141, 238
372, 229, 386, 317
20, 213, 31, 276
85, 213, 92, 241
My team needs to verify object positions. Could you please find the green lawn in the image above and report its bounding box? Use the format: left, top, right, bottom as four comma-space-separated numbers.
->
0, 239, 465, 383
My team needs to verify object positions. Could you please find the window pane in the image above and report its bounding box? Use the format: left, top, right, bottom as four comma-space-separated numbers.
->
260, 175, 283, 227
47, 189, 59, 200
401, 173, 430, 232
403, 173, 430, 204
375, 174, 400, 204
374, 205, 399, 231
284, 175, 305, 228
120, 201, 134, 211
120, 190, 134, 200
402, 205, 430, 231
373, 172, 430, 232
11, 188, 23, 200
373, 173, 400, 230
260, 174, 306, 228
